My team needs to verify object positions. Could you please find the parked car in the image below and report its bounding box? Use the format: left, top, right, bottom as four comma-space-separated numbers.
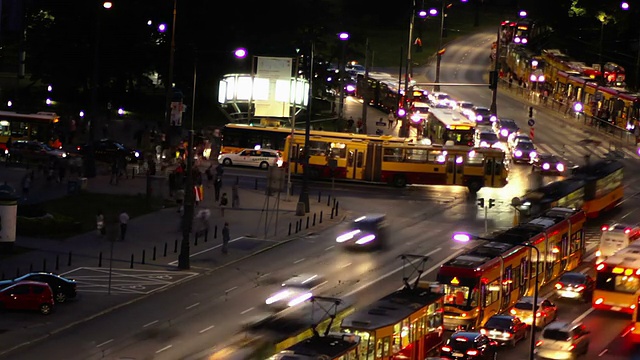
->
511, 139, 537, 164
7, 140, 67, 164
0, 281, 55, 315
264, 274, 325, 311
535, 321, 590, 359
440, 331, 498, 360
554, 271, 595, 301
76, 139, 142, 164
218, 148, 283, 169
492, 118, 520, 140
480, 314, 528, 347
510, 296, 558, 329
0, 272, 77, 303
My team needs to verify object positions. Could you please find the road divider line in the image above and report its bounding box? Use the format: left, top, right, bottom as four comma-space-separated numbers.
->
156, 345, 172, 353
199, 325, 215, 334
325, 245, 335, 251
344, 247, 445, 298
241, 307, 255, 315
598, 349, 608, 356
340, 263, 352, 269
226, 286, 238, 293
143, 320, 158, 328
168, 237, 245, 265
294, 258, 306, 264
96, 339, 113, 347
186, 302, 200, 310
572, 308, 594, 324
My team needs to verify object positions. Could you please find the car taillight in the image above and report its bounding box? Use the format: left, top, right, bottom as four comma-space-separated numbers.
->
555, 282, 563, 290
504, 332, 512, 338
536, 340, 543, 346
575, 285, 585, 292
466, 349, 479, 356
441, 345, 452, 352
601, 225, 609, 231
510, 309, 516, 315
597, 263, 605, 271
536, 311, 543, 317
568, 344, 576, 351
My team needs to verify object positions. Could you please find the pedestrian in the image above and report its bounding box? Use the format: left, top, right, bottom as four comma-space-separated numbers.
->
214, 175, 222, 201
221, 222, 230, 254
119, 211, 129, 241
205, 165, 214, 187
96, 211, 105, 236
110, 159, 119, 185
220, 192, 228, 217
21, 174, 31, 199
232, 183, 240, 208
388, 111, 395, 129
175, 187, 185, 214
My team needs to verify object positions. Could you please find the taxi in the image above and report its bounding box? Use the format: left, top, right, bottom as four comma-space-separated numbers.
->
596, 223, 640, 263
218, 148, 283, 169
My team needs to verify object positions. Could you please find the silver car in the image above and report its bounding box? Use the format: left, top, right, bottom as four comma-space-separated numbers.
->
535, 321, 590, 359
509, 296, 557, 329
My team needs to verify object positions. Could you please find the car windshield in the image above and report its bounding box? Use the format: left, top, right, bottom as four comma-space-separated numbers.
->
517, 142, 535, 150
460, 103, 474, 109
485, 318, 512, 330
502, 122, 518, 129
480, 133, 498, 141
542, 329, 570, 341
514, 302, 535, 310
449, 337, 474, 350
475, 108, 491, 115
560, 274, 586, 284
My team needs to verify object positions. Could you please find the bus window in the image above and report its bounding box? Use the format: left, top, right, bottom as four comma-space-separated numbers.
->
383, 147, 403, 162
405, 148, 428, 162
484, 159, 494, 175
376, 337, 383, 358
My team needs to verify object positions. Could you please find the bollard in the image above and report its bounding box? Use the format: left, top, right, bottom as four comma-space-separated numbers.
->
331, 207, 334, 219
204, 229, 209, 242
214, 225, 218, 239
306, 216, 310, 229
335, 201, 339, 216
99, 252, 103, 267
318, 191, 321, 203
327, 194, 331, 206
295, 220, 299, 233
164, 242, 168, 257
289, 222, 292, 236
194, 232, 199, 246
320, 211, 323, 224
42, 258, 46, 272
255, 178, 258, 190
55, 255, 60, 270
313, 213, 316, 226
68, 251, 72, 266
132, 167, 135, 179
333, 197, 336, 208
153, 246, 157, 261
174, 239, 178, 253
130, 254, 134, 268
16, 268, 20, 277
299, 219, 303, 231
236, 175, 240, 184
142, 250, 146, 265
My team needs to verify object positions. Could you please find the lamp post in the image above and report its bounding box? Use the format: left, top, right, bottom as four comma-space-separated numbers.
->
298, 42, 314, 213
433, 0, 446, 91
401, 2, 427, 137
337, 32, 349, 121
529, 72, 545, 101
178, 129, 195, 270
164, 0, 177, 131
452, 232, 540, 360
597, 14, 609, 85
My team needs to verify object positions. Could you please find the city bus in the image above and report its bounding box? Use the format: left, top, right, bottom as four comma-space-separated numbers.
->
221, 123, 409, 154
284, 133, 509, 192
629, 296, 640, 343
593, 242, 640, 314
0, 111, 60, 152
437, 207, 587, 330
517, 159, 623, 221
340, 283, 445, 359
423, 107, 476, 146
269, 333, 360, 360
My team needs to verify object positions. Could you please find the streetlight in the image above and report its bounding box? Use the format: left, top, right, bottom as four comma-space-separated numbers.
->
337, 32, 349, 120
452, 232, 540, 360
86, 1, 113, 178
298, 41, 315, 213
164, 0, 177, 136
597, 13, 610, 84
401, 1, 427, 137
529, 72, 545, 99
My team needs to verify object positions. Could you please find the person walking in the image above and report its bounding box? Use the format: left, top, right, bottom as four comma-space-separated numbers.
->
119, 211, 130, 241
110, 159, 119, 185
220, 192, 228, 217
214, 175, 222, 201
221, 222, 230, 254
231, 183, 240, 208
96, 211, 105, 237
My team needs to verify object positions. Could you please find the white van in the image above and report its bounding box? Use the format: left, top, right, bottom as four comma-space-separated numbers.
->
596, 223, 640, 263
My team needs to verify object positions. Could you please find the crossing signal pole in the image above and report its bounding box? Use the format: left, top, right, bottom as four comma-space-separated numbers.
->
477, 197, 496, 233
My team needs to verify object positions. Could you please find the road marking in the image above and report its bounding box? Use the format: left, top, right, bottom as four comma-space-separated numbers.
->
96, 339, 113, 347
325, 245, 335, 251
344, 247, 445, 298
598, 349, 608, 356
294, 258, 306, 264
340, 263, 352, 269
572, 308, 594, 324
167, 237, 245, 265
143, 320, 158, 328
241, 307, 255, 315
186, 302, 200, 310
199, 325, 215, 334
156, 345, 172, 353
226, 286, 238, 293
622, 327, 633, 337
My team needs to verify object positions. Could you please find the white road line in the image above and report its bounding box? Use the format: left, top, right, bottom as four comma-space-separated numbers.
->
156, 345, 172, 353
325, 245, 335, 251
598, 349, 608, 356
622, 327, 633, 337
199, 325, 215, 334
225, 286, 238, 293
241, 307, 254, 315
294, 258, 306, 264
340, 263, 352, 269
572, 308, 594, 324
168, 237, 245, 265
143, 320, 158, 328
344, 247, 444, 298
186, 302, 200, 310
96, 339, 113, 348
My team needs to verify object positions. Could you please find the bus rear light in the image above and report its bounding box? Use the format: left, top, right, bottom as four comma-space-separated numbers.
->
596, 263, 605, 271
510, 309, 516, 315
595, 298, 604, 305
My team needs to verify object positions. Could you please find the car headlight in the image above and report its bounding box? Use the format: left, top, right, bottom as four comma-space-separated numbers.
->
514, 150, 523, 157
355, 234, 376, 245
480, 141, 488, 147
529, 151, 537, 158
266, 289, 291, 305
277, 159, 284, 167
490, 115, 497, 122
500, 129, 508, 137
61, 153, 67, 158
476, 115, 482, 121
337, 229, 361, 243
556, 163, 565, 172
542, 163, 550, 170
134, 151, 140, 158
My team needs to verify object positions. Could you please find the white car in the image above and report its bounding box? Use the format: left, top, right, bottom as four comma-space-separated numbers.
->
218, 148, 282, 169
474, 130, 504, 149
428, 92, 453, 107
265, 274, 326, 311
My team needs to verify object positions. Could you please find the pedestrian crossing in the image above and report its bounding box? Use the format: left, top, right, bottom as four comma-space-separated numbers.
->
534, 143, 639, 162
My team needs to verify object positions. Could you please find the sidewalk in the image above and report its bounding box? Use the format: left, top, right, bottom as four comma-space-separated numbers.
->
0, 161, 343, 357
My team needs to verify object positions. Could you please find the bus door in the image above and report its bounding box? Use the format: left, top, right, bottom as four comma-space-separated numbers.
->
346, 145, 365, 180
365, 143, 383, 182
446, 154, 465, 185
484, 155, 503, 187
290, 142, 302, 175
560, 233, 569, 271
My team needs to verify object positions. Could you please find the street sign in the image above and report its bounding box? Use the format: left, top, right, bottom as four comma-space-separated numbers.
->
527, 118, 535, 127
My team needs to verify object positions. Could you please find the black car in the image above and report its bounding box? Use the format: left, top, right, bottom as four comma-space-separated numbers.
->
0, 272, 77, 303
531, 154, 575, 175
479, 314, 528, 347
76, 139, 142, 164
470, 106, 496, 125
441, 332, 497, 360
511, 140, 537, 164
492, 118, 520, 140
555, 272, 595, 301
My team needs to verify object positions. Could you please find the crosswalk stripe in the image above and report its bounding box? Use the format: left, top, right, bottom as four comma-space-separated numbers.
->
534, 143, 639, 160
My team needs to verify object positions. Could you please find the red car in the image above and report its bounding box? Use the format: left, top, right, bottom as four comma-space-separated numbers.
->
0, 281, 55, 315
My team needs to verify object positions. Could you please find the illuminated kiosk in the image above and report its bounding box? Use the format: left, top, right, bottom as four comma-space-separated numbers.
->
218, 56, 309, 126
0, 183, 19, 253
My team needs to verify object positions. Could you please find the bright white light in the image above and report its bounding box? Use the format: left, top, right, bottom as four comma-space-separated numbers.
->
621, 2, 630, 10
514, 150, 523, 157
287, 292, 312, 307
103, 1, 113, 9
147, 20, 152, 26
456, 156, 463, 164
501, 129, 508, 137
47, 85, 53, 92
356, 235, 376, 245
574, 102, 583, 112
453, 233, 472, 242
234, 48, 247, 59
265, 290, 291, 305
7, 101, 12, 107
339, 32, 349, 41
45, 98, 52, 105
556, 163, 565, 172
354, 216, 366, 222
117, 108, 124, 115
337, 230, 361, 242
79, 110, 85, 118
542, 163, 550, 170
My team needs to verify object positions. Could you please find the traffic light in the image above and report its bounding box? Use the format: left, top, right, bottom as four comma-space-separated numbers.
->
528, 106, 533, 118
489, 199, 496, 208
489, 71, 498, 90
477, 198, 485, 208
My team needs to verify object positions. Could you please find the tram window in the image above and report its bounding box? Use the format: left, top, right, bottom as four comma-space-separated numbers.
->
383, 147, 403, 162
329, 144, 347, 159
494, 159, 503, 175
0, 121, 9, 136
429, 150, 445, 164
570, 230, 583, 254
484, 159, 495, 175
513, 266, 521, 290
485, 280, 500, 306
376, 337, 383, 358
383, 336, 391, 356
356, 152, 364, 167
405, 148, 428, 162
308, 141, 330, 156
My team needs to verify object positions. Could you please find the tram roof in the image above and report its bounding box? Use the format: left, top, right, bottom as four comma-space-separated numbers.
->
427, 108, 476, 128
340, 286, 442, 331
572, 159, 623, 180
276, 333, 360, 359
523, 178, 585, 205
601, 242, 640, 268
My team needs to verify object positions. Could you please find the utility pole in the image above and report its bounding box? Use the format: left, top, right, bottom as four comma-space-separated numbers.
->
489, 26, 500, 116
287, 56, 299, 201
164, 0, 177, 136
361, 38, 369, 128
298, 42, 313, 213
178, 130, 195, 270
